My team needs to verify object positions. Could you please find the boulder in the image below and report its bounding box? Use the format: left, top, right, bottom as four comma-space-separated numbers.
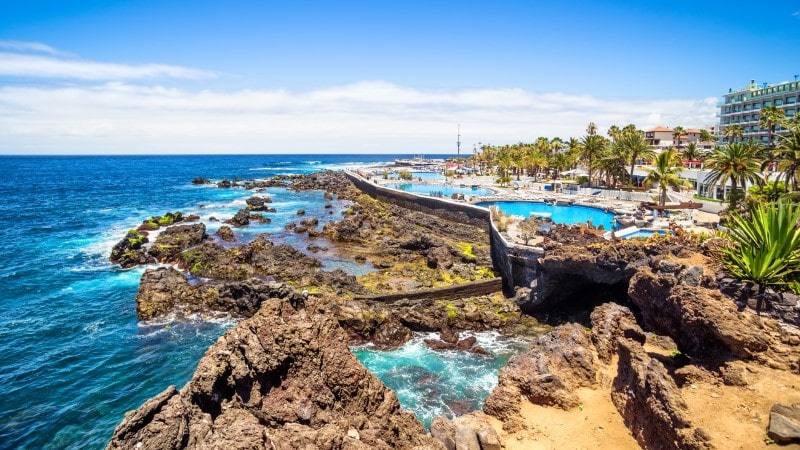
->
589, 302, 645, 363
225, 209, 250, 227
768, 404, 800, 445
108, 299, 439, 449
245, 195, 272, 211
216, 225, 235, 242
191, 176, 212, 185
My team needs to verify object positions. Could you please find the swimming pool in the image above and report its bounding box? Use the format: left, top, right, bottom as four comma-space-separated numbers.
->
622, 229, 667, 239
477, 201, 617, 230
387, 183, 494, 197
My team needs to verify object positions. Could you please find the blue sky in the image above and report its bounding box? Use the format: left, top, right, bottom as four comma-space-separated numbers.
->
1, 0, 798, 154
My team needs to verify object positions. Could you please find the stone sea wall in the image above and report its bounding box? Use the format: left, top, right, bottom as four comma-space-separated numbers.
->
344, 171, 542, 294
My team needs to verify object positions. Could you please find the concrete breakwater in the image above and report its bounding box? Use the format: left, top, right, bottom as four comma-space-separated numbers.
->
344, 171, 543, 296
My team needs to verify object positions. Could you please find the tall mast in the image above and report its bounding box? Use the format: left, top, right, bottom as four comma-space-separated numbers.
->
457, 124, 461, 160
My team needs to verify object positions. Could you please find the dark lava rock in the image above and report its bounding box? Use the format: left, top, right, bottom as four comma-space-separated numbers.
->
215, 225, 235, 242
191, 177, 212, 185
147, 223, 207, 262
109, 229, 154, 268
297, 209, 305, 216
245, 195, 272, 211
216, 179, 232, 188
224, 209, 250, 227
135, 266, 300, 320
108, 299, 437, 449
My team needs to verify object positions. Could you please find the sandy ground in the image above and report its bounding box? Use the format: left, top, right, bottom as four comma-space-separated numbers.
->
486, 358, 641, 449
683, 366, 800, 449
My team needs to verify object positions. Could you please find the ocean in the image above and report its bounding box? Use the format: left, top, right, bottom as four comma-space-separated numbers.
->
0, 154, 518, 448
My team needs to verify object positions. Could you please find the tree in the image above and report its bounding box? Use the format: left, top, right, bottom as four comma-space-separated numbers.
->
718, 202, 800, 312
578, 134, 607, 186
615, 131, 655, 187
776, 128, 800, 191
699, 128, 716, 144
724, 124, 744, 144
682, 142, 702, 163
644, 148, 686, 206
672, 126, 686, 150
704, 143, 763, 208
759, 105, 786, 150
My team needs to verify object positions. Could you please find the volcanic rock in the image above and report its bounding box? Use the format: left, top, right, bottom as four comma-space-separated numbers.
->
612, 338, 712, 450
216, 225, 235, 242
245, 195, 272, 211
109, 229, 154, 268
147, 223, 207, 262
108, 299, 439, 449
135, 266, 299, 320
225, 209, 250, 227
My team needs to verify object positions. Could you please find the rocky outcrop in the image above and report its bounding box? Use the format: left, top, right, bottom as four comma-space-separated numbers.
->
628, 266, 800, 372
334, 295, 524, 348
191, 176, 212, 185
245, 195, 273, 211
108, 299, 439, 449
225, 209, 251, 227
109, 229, 153, 268
136, 267, 300, 320
612, 338, 712, 450
484, 322, 597, 432
430, 412, 500, 450
589, 302, 645, 363
147, 223, 207, 262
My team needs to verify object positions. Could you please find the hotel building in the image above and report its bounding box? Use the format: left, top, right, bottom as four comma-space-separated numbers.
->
718, 78, 800, 143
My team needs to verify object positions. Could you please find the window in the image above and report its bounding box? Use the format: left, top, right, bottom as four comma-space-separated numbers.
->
787, 97, 796, 104
775, 99, 783, 106
787, 110, 796, 118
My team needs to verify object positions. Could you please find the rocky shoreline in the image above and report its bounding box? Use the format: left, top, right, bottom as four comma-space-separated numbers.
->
107, 171, 800, 449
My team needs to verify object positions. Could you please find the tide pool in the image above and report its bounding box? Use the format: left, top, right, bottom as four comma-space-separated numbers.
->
352, 331, 529, 428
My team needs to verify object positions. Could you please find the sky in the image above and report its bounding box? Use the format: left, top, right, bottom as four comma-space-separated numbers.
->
0, 0, 798, 154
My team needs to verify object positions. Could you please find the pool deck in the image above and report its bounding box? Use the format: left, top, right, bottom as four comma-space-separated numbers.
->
355, 170, 719, 240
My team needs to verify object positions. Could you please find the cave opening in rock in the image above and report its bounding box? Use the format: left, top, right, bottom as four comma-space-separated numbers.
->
529, 279, 634, 327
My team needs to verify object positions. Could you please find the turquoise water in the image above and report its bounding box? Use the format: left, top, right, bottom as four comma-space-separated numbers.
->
478, 200, 617, 231
352, 331, 529, 428
623, 229, 667, 239
2, 154, 470, 449
387, 182, 494, 197
410, 171, 444, 181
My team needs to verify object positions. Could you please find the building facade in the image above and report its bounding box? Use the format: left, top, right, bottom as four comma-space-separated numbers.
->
719, 78, 800, 143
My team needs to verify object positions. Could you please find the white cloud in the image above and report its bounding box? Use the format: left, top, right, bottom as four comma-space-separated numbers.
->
0, 40, 217, 81
0, 81, 718, 154
0, 40, 67, 56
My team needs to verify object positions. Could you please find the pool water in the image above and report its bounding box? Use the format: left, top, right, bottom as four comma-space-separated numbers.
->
623, 229, 667, 239
478, 201, 617, 231
387, 183, 494, 197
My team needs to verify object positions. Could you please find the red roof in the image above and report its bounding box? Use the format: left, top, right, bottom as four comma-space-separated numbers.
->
648, 126, 672, 132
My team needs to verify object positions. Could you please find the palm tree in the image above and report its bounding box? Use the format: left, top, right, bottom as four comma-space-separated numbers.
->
699, 128, 716, 144
682, 142, 702, 164
672, 126, 686, 150
704, 143, 763, 208
607, 125, 622, 142
578, 134, 607, 186
718, 202, 800, 313
586, 122, 598, 136
776, 128, 800, 191
644, 149, 686, 206
759, 105, 786, 149
615, 131, 654, 187
724, 124, 745, 144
